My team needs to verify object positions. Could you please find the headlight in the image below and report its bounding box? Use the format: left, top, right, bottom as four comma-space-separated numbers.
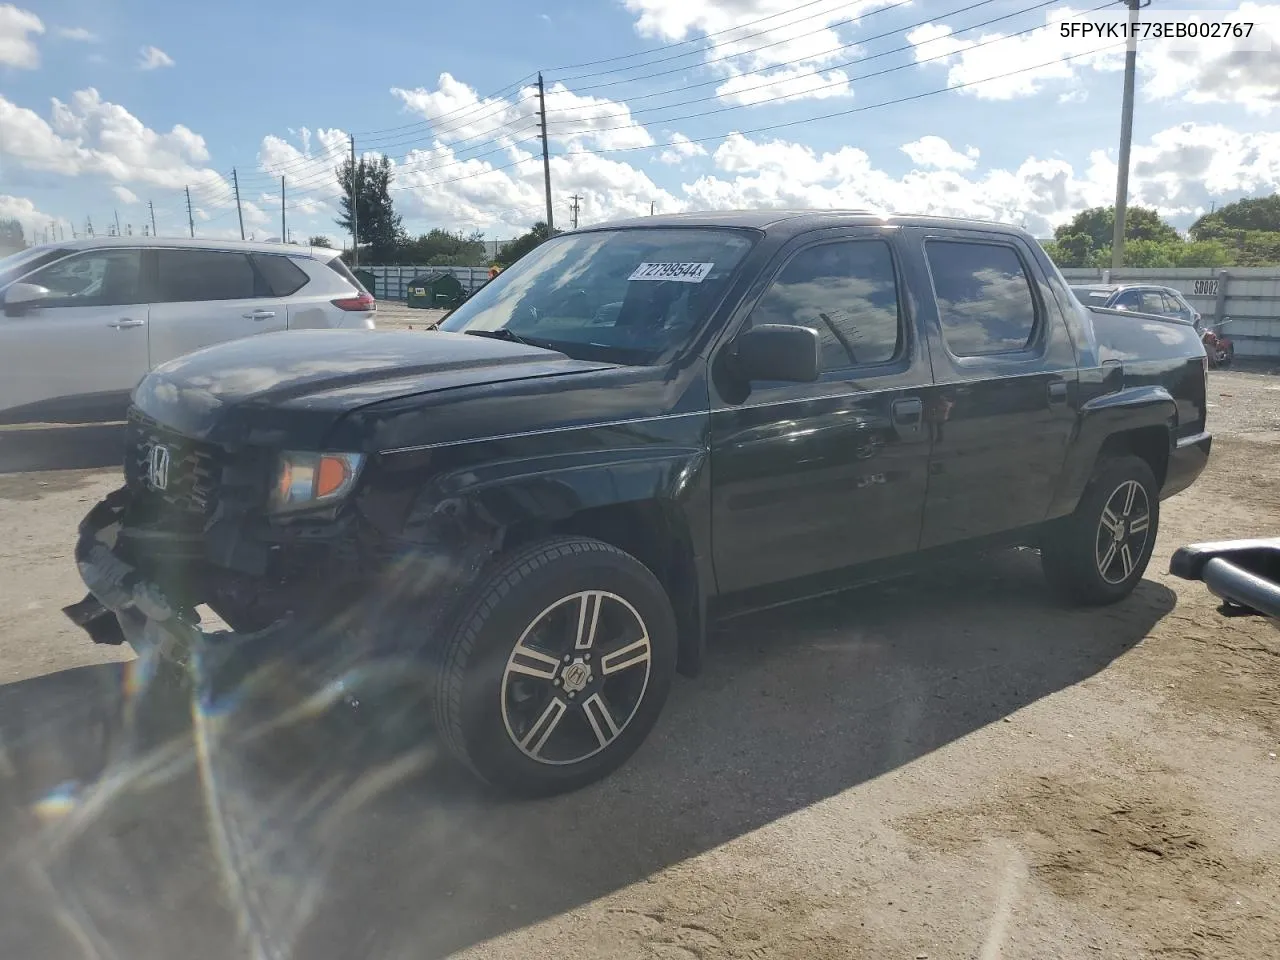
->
271, 451, 365, 512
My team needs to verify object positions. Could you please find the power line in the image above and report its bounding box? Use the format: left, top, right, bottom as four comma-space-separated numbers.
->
545, 0, 1082, 137
550, 0, 916, 86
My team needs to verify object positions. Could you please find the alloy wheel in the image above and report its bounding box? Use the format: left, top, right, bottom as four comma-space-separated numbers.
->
500, 591, 652, 765
1095, 479, 1152, 585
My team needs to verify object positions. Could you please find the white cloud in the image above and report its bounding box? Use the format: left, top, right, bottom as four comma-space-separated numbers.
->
111, 185, 138, 204
0, 4, 43, 69
901, 136, 979, 172
0, 88, 227, 193
55, 25, 96, 42
256, 125, 349, 215
0, 194, 68, 240
657, 132, 708, 164
622, 0, 898, 104
392, 73, 654, 152
906, 6, 1123, 101
138, 45, 173, 70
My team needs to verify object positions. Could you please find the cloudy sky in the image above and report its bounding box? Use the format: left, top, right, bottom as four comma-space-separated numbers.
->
2, 0, 1278, 246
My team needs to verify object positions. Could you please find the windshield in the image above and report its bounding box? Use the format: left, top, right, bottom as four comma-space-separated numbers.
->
439, 228, 756, 365
0, 246, 69, 289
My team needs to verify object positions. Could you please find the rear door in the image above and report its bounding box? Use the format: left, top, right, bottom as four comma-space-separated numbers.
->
710, 227, 934, 595
146, 248, 289, 364
913, 230, 1079, 548
0, 248, 149, 422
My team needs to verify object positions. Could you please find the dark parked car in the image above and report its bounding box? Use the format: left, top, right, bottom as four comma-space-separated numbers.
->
1070, 282, 1234, 367
65, 211, 1213, 795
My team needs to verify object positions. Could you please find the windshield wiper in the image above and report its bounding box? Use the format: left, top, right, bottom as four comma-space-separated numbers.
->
464, 328, 544, 349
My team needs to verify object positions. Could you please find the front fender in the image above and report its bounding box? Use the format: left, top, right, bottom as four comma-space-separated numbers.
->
1047, 385, 1177, 519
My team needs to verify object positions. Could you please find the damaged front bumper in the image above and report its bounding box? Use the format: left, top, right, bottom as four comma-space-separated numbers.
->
62, 488, 297, 686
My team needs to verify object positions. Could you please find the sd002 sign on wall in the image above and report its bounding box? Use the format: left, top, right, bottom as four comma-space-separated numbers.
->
1192, 278, 1219, 297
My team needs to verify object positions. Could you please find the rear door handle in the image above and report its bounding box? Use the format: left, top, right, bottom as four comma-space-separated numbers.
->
243, 310, 277, 321
108, 318, 145, 329
1048, 381, 1068, 404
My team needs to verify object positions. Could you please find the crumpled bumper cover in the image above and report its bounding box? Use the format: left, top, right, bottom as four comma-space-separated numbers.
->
62, 487, 291, 674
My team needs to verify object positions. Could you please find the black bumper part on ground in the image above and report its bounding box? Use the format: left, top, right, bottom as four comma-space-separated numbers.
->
1170, 537, 1280, 622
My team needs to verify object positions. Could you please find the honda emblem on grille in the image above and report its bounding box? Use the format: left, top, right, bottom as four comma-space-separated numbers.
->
147, 444, 171, 491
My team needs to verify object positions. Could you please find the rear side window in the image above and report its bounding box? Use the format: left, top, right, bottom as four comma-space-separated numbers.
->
925, 241, 1038, 357
155, 250, 256, 302
749, 239, 901, 369
1139, 290, 1167, 314
324, 255, 365, 293
253, 254, 309, 296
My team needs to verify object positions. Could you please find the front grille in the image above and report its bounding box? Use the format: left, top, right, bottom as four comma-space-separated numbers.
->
124, 410, 222, 518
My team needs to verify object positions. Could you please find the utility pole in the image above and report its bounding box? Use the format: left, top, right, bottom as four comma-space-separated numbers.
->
232, 167, 245, 240
72, 223, 78, 239
569, 194, 582, 230
1110, 0, 1144, 270
86, 216, 94, 238
537, 72, 554, 232
114, 209, 121, 236
148, 200, 157, 237
281, 175, 286, 243
650, 201, 656, 216
185, 186, 195, 237
349, 135, 359, 267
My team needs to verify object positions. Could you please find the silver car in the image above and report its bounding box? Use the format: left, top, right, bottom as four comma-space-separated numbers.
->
0, 237, 376, 424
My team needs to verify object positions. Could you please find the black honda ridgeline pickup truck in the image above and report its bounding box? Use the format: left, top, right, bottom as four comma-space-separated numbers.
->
66, 211, 1212, 795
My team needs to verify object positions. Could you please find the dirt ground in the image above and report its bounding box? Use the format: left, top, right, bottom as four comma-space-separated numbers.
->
0, 364, 1277, 960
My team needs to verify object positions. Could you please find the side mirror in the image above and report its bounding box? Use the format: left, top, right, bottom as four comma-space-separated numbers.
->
733, 323, 821, 383
4, 282, 50, 317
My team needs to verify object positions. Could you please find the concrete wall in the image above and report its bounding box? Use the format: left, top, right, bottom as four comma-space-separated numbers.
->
1059, 267, 1280, 358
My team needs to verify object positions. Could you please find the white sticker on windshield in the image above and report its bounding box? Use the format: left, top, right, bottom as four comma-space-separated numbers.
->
628, 262, 715, 283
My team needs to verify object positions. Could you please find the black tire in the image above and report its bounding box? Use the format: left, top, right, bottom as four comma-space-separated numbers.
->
433, 536, 678, 797
1040, 454, 1160, 606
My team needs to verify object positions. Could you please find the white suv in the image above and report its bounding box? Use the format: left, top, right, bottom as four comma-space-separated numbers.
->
0, 237, 376, 424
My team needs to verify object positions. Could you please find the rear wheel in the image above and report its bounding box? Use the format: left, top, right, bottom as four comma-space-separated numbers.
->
433, 536, 677, 796
1041, 455, 1160, 606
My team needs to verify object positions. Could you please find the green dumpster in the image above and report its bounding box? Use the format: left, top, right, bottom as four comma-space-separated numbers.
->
406, 271, 466, 309
353, 268, 376, 297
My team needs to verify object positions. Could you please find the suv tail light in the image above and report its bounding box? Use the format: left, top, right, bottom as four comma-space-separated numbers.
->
331, 291, 376, 312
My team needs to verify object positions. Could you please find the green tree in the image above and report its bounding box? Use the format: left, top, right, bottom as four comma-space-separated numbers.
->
398, 228, 487, 266
308, 235, 333, 248
1054, 205, 1180, 249
1190, 194, 1280, 238
335, 155, 403, 264
496, 221, 560, 266
0, 217, 25, 254
1043, 231, 1096, 267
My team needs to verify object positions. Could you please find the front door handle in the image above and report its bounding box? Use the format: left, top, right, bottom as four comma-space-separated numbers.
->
1048, 381, 1068, 404
108, 318, 145, 329
243, 310, 277, 321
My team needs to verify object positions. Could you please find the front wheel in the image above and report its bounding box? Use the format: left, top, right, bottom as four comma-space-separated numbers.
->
1040, 455, 1160, 606
433, 536, 678, 797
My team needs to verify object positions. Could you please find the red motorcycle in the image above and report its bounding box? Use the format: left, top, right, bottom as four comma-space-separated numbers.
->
1195, 316, 1234, 368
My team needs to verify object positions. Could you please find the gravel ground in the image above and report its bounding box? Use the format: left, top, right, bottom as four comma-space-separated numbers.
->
0, 365, 1277, 960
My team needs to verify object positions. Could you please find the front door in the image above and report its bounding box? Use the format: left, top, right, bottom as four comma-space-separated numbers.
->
911, 231, 1078, 548
710, 229, 934, 597
146, 248, 289, 365
0, 248, 149, 423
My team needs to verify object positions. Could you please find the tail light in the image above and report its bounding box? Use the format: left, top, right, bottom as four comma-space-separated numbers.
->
331, 292, 376, 312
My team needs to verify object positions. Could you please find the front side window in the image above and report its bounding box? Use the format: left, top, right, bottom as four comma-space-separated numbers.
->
1139, 291, 1168, 315
1112, 290, 1143, 311
926, 240, 1038, 357
155, 249, 256, 302
439, 228, 756, 365
748, 239, 901, 369
23, 249, 143, 307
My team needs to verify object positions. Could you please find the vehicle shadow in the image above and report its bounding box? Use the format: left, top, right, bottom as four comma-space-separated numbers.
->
0, 551, 1175, 960
0, 422, 127, 474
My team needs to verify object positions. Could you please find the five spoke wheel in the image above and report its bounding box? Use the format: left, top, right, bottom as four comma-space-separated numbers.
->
1095, 479, 1152, 585
502, 591, 652, 765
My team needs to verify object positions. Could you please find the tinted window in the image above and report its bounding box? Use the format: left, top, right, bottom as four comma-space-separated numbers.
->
24, 250, 143, 307
324, 255, 366, 293
1162, 291, 1192, 320
749, 240, 901, 369
1139, 291, 1167, 315
155, 250, 255, 302
926, 241, 1038, 356
439, 228, 755, 366
1, 247, 72, 289
253, 254, 309, 296
1112, 290, 1143, 310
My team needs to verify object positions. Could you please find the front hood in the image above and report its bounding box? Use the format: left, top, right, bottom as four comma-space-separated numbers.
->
132, 329, 611, 446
